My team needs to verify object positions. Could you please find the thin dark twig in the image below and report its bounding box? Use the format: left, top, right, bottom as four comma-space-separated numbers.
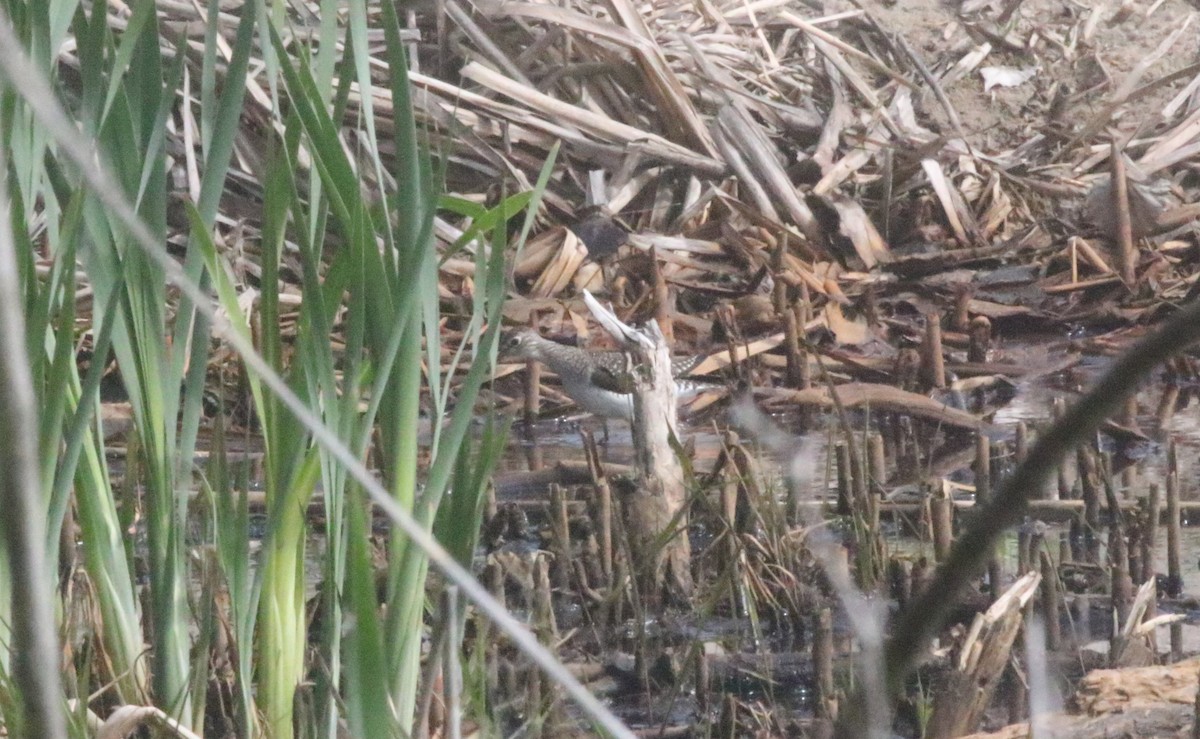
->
836, 296, 1200, 737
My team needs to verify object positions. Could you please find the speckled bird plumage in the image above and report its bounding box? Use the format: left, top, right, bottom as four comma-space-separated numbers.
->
499, 329, 708, 419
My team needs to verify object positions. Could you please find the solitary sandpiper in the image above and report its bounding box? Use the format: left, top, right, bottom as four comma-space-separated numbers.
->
499, 329, 710, 420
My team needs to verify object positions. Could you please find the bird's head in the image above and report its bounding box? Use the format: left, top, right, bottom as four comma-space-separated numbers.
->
498, 329, 543, 362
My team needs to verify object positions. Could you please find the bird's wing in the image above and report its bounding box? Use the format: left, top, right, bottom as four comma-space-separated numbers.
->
589, 364, 635, 395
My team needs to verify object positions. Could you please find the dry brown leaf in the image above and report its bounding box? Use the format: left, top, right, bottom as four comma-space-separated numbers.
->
768, 382, 991, 430
822, 302, 870, 345
531, 230, 588, 298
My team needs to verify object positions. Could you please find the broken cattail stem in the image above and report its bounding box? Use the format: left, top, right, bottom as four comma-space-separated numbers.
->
548, 484, 571, 591
882, 414, 897, 474
814, 607, 836, 721
1056, 464, 1070, 501
797, 284, 812, 390
583, 432, 614, 589
532, 554, 558, 645
1127, 520, 1143, 595
829, 543, 855, 642
498, 660, 518, 722
1005, 663, 1027, 727
835, 442, 852, 516
1109, 520, 1134, 628
911, 556, 932, 599
1015, 421, 1028, 463
525, 668, 544, 739
931, 490, 954, 563
1168, 455, 1183, 659
1102, 454, 1133, 628
990, 442, 1005, 491
1040, 549, 1062, 651
1068, 517, 1085, 563
581, 533, 603, 596
792, 304, 811, 390
968, 315, 991, 364
897, 415, 918, 480
920, 310, 946, 390
1030, 526, 1045, 567
975, 433, 992, 504
976, 434, 1002, 598
863, 284, 879, 330
926, 574, 1041, 737
1122, 399, 1140, 492
1156, 383, 1180, 430
570, 563, 599, 621
413, 595, 450, 739
611, 505, 630, 625
1017, 524, 1035, 576
717, 303, 742, 384
1110, 139, 1138, 287
953, 285, 971, 332
1005, 585, 1029, 728
786, 474, 803, 528
1167, 467, 1182, 593
813, 351, 869, 516
720, 471, 745, 617
597, 478, 614, 591
1139, 486, 1160, 654
1142, 483, 1161, 585
481, 588, 501, 703
651, 247, 674, 347
718, 695, 737, 738
868, 431, 886, 495
487, 560, 505, 606
485, 482, 498, 524
1074, 597, 1095, 662
1120, 394, 1139, 429
868, 432, 885, 531
1015, 421, 1044, 500
889, 557, 912, 608
1053, 398, 1069, 502
783, 298, 804, 388
1078, 446, 1102, 564
772, 237, 788, 314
